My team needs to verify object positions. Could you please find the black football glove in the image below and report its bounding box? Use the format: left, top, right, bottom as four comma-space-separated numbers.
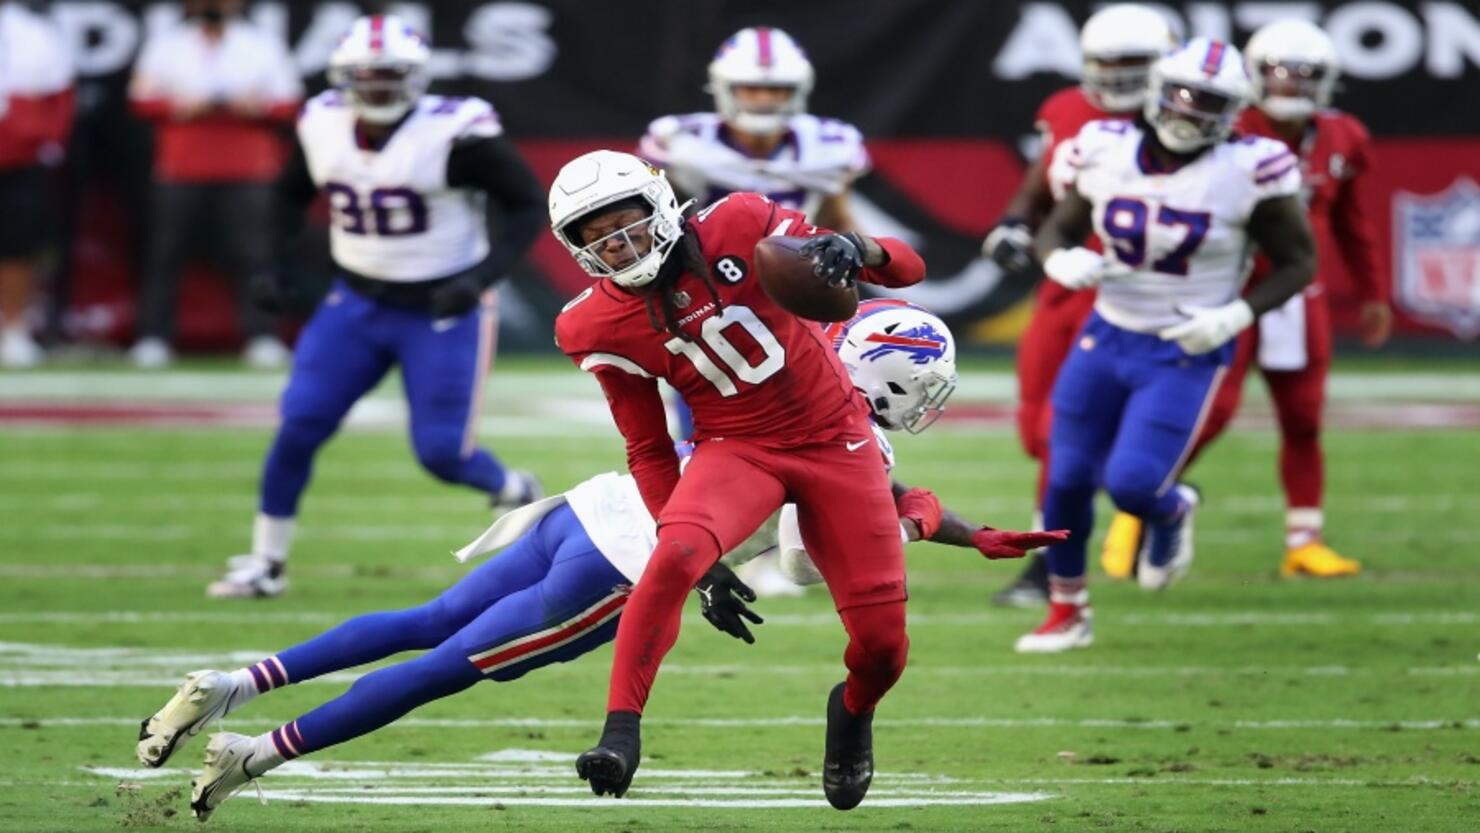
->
982, 218, 1039, 278
695, 562, 763, 644
246, 272, 287, 314
799, 232, 867, 289
428, 273, 486, 319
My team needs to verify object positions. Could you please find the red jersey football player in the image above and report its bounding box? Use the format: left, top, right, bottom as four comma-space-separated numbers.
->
1099, 19, 1391, 581
982, 4, 1174, 606
548, 150, 925, 810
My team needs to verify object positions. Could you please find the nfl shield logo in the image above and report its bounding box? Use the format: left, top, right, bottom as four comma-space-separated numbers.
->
1393, 177, 1480, 339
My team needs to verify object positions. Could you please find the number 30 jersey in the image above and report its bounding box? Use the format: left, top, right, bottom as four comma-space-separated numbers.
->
555, 192, 924, 448
1050, 119, 1302, 332
296, 91, 501, 282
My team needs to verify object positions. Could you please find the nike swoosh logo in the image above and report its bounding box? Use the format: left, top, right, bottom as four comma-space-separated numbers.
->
845, 440, 869, 452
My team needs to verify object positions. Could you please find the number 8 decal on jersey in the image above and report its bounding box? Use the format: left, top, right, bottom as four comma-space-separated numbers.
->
664, 305, 785, 396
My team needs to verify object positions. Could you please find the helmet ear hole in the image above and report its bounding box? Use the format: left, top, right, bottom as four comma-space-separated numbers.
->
872, 396, 891, 414
887, 382, 907, 395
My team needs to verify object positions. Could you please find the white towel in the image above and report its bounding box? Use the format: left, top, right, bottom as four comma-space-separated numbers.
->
1258, 292, 1308, 371
453, 494, 568, 563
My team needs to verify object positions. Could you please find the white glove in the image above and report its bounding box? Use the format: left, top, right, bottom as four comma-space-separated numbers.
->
1158, 301, 1255, 355
1043, 247, 1124, 290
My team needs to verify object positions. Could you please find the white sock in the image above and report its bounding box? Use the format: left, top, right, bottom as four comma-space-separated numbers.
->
252, 514, 296, 562
1048, 577, 1089, 606
1286, 508, 1323, 549
227, 656, 290, 711
245, 732, 288, 778
226, 669, 263, 712
498, 471, 528, 502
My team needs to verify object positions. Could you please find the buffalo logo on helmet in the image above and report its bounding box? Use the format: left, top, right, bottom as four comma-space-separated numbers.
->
859, 324, 950, 364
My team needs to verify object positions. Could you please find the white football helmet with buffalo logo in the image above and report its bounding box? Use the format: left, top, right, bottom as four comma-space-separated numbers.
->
328, 15, 430, 123
1143, 37, 1252, 153
707, 26, 814, 135
548, 150, 688, 289
1244, 19, 1340, 122
828, 299, 958, 434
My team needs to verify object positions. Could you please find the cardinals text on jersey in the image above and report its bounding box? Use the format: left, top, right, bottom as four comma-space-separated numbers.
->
638, 113, 869, 218
297, 91, 502, 282
1051, 119, 1302, 332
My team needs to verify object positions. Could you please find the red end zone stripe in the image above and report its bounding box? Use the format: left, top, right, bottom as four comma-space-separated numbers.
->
470, 592, 627, 673
865, 333, 941, 349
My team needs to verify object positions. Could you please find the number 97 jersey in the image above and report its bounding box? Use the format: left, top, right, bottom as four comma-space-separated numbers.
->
554, 192, 869, 447
1050, 119, 1302, 332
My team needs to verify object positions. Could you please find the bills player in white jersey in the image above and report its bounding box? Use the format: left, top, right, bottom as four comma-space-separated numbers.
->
135, 299, 1055, 821
637, 26, 871, 596
1015, 38, 1317, 653
206, 15, 546, 598
639, 26, 869, 231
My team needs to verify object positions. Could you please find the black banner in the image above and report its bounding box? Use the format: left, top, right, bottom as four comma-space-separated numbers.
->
35, 1, 1480, 347
48, 1, 1480, 137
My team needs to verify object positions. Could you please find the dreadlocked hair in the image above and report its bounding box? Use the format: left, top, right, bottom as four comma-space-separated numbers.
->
641, 222, 724, 342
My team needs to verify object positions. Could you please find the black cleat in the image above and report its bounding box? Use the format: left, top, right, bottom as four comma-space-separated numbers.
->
822, 682, 874, 811
576, 711, 641, 798
991, 552, 1049, 607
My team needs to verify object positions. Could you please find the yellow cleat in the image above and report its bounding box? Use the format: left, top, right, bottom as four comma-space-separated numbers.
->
1281, 542, 1362, 578
1100, 511, 1142, 579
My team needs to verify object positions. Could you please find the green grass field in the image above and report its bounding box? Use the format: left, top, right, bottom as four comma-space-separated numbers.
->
0, 363, 1476, 832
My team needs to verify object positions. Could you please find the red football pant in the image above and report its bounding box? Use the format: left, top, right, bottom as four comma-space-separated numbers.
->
1016, 285, 1097, 502
1190, 291, 1332, 514
605, 415, 908, 717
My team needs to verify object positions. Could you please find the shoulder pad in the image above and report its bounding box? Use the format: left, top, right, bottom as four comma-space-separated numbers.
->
1068, 119, 1136, 164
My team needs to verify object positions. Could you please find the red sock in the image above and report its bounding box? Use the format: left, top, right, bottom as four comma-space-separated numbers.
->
1267, 368, 1325, 514
1280, 430, 1323, 510
838, 602, 908, 716
605, 523, 719, 714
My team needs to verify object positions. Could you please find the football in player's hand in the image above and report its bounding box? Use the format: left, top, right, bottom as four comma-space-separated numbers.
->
753, 236, 860, 323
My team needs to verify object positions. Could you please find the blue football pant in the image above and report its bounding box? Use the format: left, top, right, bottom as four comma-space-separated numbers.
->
254, 504, 629, 757
259, 282, 508, 518
1041, 315, 1227, 582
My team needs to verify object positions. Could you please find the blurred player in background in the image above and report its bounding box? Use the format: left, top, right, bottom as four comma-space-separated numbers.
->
0, 0, 74, 367
137, 299, 1054, 822
127, 0, 302, 369
982, 4, 1174, 607
549, 150, 923, 809
639, 25, 871, 596
640, 26, 869, 231
1099, 20, 1390, 582
1017, 39, 1316, 653
206, 15, 545, 599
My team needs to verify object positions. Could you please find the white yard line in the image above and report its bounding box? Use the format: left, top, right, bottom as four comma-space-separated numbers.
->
0, 610, 1474, 627
4, 522, 1478, 545
8, 492, 1478, 515
201, 791, 1054, 809
11, 716, 1477, 730
4, 370, 1478, 402
0, 642, 1470, 679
